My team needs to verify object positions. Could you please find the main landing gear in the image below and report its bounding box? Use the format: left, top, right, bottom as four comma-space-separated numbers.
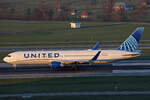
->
71, 62, 79, 71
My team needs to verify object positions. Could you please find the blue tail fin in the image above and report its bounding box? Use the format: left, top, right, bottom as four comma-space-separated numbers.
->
117, 27, 144, 52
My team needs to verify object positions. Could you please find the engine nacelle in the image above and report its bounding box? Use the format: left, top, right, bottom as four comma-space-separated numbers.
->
51, 61, 61, 68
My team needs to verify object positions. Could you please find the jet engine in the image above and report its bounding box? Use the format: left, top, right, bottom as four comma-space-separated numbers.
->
51, 61, 62, 68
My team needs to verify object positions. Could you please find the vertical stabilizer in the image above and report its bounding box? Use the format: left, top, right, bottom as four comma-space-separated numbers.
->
117, 27, 144, 52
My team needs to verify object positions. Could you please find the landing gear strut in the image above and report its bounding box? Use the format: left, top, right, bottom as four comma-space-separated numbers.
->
13, 64, 16, 70
50, 67, 56, 72
71, 62, 79, 71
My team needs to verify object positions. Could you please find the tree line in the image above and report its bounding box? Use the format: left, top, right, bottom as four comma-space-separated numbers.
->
0, 0, 147, 22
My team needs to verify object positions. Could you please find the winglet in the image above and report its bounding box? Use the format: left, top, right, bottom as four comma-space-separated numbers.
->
91, 51, 101, 61
92, 41, 101, 50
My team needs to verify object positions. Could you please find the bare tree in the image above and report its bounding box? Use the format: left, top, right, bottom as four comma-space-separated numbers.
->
33, 1, 49, 20
112, 6, 128, 22
101, 0, 114, 21
130, 0, 146, 22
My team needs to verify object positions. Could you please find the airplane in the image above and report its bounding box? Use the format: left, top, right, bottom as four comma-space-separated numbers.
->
3, 27, 144, 70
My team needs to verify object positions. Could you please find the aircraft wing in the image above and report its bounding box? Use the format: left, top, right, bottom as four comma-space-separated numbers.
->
53, 51, 101, 65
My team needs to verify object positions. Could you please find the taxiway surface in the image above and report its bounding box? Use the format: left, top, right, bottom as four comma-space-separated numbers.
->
1, 91, 150, 98
0, 60, 150, 79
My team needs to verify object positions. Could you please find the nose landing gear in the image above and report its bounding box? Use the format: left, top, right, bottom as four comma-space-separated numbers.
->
13, 64, 16, 70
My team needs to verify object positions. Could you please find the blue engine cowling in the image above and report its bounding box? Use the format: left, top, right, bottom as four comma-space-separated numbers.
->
51, 61, 61, 68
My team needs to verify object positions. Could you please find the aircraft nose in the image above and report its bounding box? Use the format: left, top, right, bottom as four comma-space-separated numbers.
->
3, 57, 9, 63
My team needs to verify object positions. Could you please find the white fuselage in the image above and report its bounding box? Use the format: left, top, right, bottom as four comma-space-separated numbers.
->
3, 50, 140, 66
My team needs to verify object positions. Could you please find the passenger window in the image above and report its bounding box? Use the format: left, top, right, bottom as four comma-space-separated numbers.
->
102, 53, 108, 56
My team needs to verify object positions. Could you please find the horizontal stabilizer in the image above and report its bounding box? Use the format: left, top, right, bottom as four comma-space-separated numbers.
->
135, 50, 142, 53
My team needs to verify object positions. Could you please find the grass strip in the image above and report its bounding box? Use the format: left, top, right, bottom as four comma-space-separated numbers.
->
0, 76, 150, 94
0, 21, 149, 43
1, 95, 150, 100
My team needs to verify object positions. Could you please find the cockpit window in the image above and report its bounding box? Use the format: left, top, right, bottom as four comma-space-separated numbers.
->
7, 55, 11, 57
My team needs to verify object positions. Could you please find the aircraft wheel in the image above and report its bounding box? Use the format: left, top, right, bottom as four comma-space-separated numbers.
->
71, 65, 78, 71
